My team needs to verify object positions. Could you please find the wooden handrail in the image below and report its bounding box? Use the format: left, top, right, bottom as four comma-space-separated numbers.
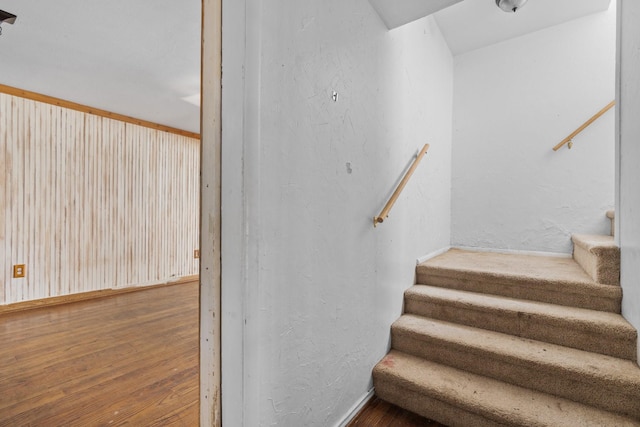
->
553, 100, 615, 151
374, 143, 430, 227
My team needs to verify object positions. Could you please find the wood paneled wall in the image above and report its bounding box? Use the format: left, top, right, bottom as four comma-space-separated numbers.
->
0, 93, 200, 305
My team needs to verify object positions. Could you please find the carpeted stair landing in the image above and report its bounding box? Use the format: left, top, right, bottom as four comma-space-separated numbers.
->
373, 239, 640, 426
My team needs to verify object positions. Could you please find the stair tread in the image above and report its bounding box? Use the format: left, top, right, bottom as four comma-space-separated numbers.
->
393, 314, 640, 390
418, 248, 607, 288
573, 233, 618, 252
406, 285, 636, 360
374, 350, 640, 427
572, 233, 620, 286
406, 284, 635, 336
417, 248, 621, 312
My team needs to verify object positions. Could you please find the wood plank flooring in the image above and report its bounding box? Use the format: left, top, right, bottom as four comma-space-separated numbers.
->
348, 396, 447, 427
0, 281, 199, 426
1, 280, 449, 426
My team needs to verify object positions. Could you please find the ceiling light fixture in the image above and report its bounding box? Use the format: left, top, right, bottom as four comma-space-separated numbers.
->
495, 0, 528, 13
0, 9, 17, 36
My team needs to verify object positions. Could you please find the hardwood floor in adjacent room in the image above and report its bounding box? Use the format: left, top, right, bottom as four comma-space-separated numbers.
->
348, 396, 447, 427
0, 281, 199, 426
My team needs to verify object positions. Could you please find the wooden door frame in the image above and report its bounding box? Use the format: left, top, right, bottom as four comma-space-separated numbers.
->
200, 0, 222, 425
200, 1, 262, 425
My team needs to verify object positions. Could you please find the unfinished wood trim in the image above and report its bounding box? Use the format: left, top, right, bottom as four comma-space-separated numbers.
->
553, 100, 615, 151
0, 275, 198, 315
0, 83, 200, 140
374, 143, 430, 227
200, 0, 222, 425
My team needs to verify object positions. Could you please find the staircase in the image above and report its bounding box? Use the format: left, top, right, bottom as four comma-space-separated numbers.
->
372, 234, 640, 426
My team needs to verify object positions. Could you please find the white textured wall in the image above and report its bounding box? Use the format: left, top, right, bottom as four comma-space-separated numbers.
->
617, 0, 640, 360
451, 6, 616, 253
221, 1, 453, 425
0, 93, 200, 305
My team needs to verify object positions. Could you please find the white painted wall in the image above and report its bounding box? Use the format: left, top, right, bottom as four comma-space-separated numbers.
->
616, 0, 640, 360
221, 0, 453, 425
451, 6, 616, 253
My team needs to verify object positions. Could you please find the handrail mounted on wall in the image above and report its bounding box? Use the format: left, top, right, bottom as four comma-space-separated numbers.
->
553, 100, 615, 151
374, 143, 430, 227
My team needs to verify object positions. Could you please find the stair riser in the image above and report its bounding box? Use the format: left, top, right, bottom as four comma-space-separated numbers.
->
392, 330, 640, 419
374, 351, 640, 427
404, 297, 637, 361
416, 271, 621, 313
573, 244, 620, 286
373, 375, 507, 427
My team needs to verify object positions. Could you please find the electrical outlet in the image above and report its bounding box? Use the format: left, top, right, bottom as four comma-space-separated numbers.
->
13, 264, 26, 278
194, 249, 200, 259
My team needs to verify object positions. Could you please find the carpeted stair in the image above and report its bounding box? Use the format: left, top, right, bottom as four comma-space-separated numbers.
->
373, 237, 640, 426
572, 233, 620, 286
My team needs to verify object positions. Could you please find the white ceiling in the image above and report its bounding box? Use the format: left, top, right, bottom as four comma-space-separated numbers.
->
368, 0, 464, 29
0, 0, 201, 133
435, 0, 612, 55
0, 0, 612, 133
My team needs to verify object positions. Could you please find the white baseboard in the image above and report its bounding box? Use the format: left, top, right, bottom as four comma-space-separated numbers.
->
335, 388, 375, 427
416, 246, 451, 265
453, 245, 571, 258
